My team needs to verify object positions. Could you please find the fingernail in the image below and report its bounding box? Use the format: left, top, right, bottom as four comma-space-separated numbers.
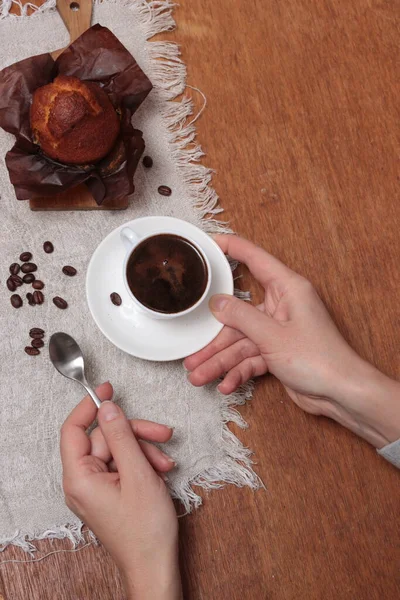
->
162, 451, 176, 465
161, 473, 169, 482
100, 401, 120, 422
209, 295, 229, 312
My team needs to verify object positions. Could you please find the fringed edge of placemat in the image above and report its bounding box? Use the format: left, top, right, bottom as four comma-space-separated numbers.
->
170, 381, 265, 515
0, 524, 96, 557
0, 0, 263, 558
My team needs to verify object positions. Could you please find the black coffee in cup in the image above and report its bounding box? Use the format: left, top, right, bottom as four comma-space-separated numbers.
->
126, 234, 209, 314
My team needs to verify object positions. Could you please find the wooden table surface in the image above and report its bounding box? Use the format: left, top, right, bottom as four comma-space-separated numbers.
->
2, 0, 400, 598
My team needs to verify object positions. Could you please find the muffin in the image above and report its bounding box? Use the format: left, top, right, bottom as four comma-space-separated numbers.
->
30, 75, 120, 165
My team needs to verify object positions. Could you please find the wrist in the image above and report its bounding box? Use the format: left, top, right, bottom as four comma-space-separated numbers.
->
328, 356, 400, 448
122, 547, 182, 600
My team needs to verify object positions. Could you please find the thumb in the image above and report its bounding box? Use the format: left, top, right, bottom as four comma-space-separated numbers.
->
98, 401, 152, 483
209, 294, 279, 348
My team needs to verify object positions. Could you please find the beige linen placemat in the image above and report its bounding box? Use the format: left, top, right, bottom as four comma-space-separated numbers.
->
0, 0, 261, 554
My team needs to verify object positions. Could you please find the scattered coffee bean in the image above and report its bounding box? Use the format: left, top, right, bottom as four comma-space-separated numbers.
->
9, 263, 20, 275
31, 338, 44, 349
53, 296, 68, 309
20, 252, 32, 262
23, 273, 35, 284
33, 290, 44, 305
30, 328, 44, 338
11, 274, 23, 287
25, 346, 40, 356
43, 241, 54, 254
32, 280, 44, 290
26, 293, 35, 306
110, 292, 122, 306
21, 262, 37, 273
6, 277, 16, 292
157, 185, 172, 197
143, 155, 153, 168
62, 265, 77, 277
10, 294, 22, 308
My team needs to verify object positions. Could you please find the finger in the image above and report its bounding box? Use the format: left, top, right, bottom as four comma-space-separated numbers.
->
90, 420, 173, 463
188, 337, 260, 387
97, 401, 152, 483
184, 303, 265, 372
60, 382, 113, 472
131, 420, 173, 443
184, 326, 245, 372
214, 234, 296, 288
209, 295, 281, 349
108, 440, 176, 474
218, 356, 268, 395
139, 440, 176, 472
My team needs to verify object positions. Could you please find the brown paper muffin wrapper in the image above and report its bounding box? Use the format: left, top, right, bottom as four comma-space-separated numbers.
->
0, 24, 152, 206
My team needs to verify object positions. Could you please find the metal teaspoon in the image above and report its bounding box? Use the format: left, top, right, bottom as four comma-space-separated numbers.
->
49, 332, 102, 408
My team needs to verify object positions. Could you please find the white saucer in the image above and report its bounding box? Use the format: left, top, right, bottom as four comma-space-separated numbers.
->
86, 217, 233, 361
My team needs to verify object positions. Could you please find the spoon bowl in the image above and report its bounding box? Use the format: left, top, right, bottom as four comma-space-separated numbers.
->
49, 332, 102, 408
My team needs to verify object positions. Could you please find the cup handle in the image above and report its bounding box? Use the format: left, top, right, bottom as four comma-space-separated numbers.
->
121, 227, 140, 251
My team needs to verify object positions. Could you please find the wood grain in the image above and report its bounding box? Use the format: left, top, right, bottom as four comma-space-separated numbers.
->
2, 0, 400, 598
53, 0, 93, 59
29, 185, 129, 211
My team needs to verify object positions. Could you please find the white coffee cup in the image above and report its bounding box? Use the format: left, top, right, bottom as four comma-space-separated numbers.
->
121, 225, 212, 320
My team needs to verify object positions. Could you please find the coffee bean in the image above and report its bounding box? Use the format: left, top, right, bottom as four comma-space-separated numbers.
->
23, 273, 35, 284
20, 252, 32, 262
30, 327, 44, 338
158, 185, 172, 197
110, 292, 122, 306
11, 275, 23, 287
43, 241, 54, 254
53, 296, 68, 309
143, 155, 153, 168
21, 262, 37, 273
9, 263, 20, 275
7, 277, 16, 292
32, 280, 44, 290
10, 294, 22, 308
31, 338, 44, 349
25, 346, 40, 356
26, 293, 35, 306
62, 265, 77, 277
33, 290, 44, 305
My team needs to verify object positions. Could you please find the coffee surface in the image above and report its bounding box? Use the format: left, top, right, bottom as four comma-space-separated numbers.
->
127, 234, 208, 313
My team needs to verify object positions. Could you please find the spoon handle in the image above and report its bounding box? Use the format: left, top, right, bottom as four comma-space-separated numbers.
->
81, 383, 102, 409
